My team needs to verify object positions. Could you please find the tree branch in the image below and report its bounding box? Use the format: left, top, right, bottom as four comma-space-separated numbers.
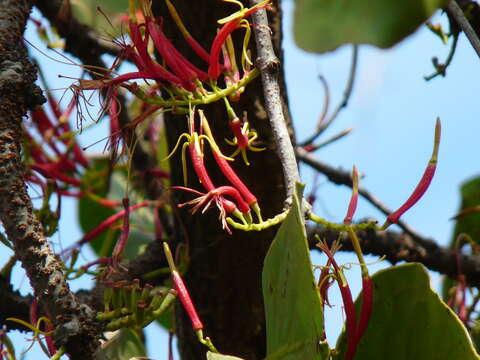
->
0, 1, 99, 358
296, 147, 436, 250
447, 0, 480, 59
35, 0, 120, 68
249, 0, 300, 204
0, 275, 32, 332
300, 44, 358, 146
308, 225, 480, 288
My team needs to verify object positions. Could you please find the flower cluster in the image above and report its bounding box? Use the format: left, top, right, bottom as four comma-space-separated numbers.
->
76, 0, 270, 111
169, 109, 261, 232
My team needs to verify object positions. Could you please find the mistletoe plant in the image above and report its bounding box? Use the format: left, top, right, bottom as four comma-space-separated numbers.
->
1, 0, 480, 360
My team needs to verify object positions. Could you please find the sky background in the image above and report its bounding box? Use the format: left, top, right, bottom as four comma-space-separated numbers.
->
1, 0, 479, 358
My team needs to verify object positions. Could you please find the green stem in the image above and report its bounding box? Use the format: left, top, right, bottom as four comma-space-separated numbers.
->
308, 212, 379, 233
133, 69, 259, 107
49, 346, 66, 360
347, 227, 369, 278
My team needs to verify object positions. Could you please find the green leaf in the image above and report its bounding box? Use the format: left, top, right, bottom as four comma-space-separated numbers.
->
262, 183, 329, 360
451, 176, 480, 246
96, 329, 146, 360
334, 263, 480, 360
78, 158, 153, 259
70, 0, 128, 36
442, 176, 480, 299
293, 0, 448, 53
206, 351, 245, 360
78, 158, 118, 256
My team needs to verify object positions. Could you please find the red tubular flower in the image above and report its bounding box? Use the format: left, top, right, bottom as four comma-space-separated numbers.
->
343, 165, 359, 225
146, 17, 208, 89
126, 22, 186, 87
209, 18, 241, 79
165, 0, 210, 63
223, 112, 266, 166
169, 110, 250, 230
199, 111, 261, 220
356, 276, 373, 340
319, 243, 356, 348
31, 163, 82, 187
229, 118, 249, 149
208, 0, 271, 78
62, 201, 150, 258
385, 118, 441, 226
163, 242, 203, 331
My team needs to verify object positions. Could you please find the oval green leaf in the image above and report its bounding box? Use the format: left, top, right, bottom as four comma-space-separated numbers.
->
294, 0, 448, 53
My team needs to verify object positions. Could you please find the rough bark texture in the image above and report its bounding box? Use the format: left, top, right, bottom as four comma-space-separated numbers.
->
0, 1, 100, 358
149, 1, 289, 358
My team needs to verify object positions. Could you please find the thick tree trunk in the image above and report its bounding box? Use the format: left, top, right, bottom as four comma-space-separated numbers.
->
151, 1, 291, 358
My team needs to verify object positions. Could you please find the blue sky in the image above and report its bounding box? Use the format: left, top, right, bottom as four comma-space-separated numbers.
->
2, 1, 479, 358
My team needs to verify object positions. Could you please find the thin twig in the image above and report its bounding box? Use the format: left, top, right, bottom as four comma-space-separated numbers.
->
447, 0, 480, 59
424, 32, 460, 81
35, 0, 121, 64
300, 44, 358, 146
296, 147, 434, 249
249, 0, 300, 204
303, 128, 352, 152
